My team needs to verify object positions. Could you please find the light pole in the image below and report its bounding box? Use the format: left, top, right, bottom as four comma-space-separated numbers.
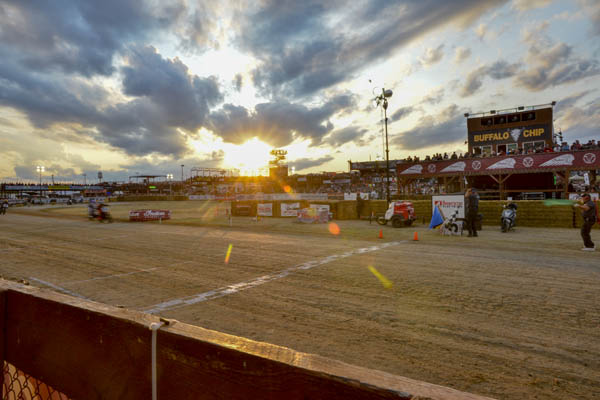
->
36, 165, 44, 197
167, 174, 173, 196
374, 88, 393, 204
180, 164, 185, 194
83, 173, 87, 186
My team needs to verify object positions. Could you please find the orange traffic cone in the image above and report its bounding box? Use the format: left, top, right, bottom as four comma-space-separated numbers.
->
413, 231, 419, 241
378, 229, 383, 239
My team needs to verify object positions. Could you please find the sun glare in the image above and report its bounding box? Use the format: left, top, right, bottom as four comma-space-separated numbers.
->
223, 138, 271, 175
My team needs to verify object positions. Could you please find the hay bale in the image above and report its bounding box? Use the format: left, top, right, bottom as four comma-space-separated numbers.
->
336, 201, 357, 220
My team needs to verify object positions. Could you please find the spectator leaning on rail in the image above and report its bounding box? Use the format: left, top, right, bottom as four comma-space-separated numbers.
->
574, 193, 596, 251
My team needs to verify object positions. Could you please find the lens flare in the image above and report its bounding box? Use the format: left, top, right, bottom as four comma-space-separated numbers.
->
328, 222, 340, 235
368, 266, 393, 289
283, 185, 292, 193
225, 244, 233, 264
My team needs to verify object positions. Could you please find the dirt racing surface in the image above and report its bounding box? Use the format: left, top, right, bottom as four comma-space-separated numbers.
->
1, 203, 599, 399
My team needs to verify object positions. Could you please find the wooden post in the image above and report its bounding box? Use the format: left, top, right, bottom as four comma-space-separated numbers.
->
564, 168, 571, 198
0, 290, 6, 394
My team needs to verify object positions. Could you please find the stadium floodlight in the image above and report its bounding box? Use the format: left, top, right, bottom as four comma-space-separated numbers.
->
36, 165, 45, 196
167, 174, 173, 195
490, 110, 496, 114
517, 106, 524, 110
373, 87, 393, 204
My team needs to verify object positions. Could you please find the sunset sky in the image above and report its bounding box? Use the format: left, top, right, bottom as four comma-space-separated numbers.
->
1, 0, 599, 182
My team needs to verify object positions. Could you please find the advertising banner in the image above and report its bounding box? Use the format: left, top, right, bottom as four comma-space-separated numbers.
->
129, 209, 171, 221
432, 195, 465, 219
257, 203, 273, 216
344, 193, 357, 200
468, 123, 552, 147
569, 193, 599, 201
297, 208, 329, 224
281, 202, 300, 217
397, 150, 600, 178
310, 204, 330, 212
189, 195, 215, 200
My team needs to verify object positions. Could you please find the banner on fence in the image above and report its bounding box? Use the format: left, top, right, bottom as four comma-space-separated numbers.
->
344, 193, 357, 200
257, 203, 273, 216
310, 204, 330, 212
281, 202, 300, 217
297, 208, 329, 224
432, 195, 465, 219
189, 195, 215, 200
129, 209, 171, 221
569, 193, 599, 201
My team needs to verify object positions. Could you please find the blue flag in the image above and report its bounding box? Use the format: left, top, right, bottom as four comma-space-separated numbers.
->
429, 206, 444, 229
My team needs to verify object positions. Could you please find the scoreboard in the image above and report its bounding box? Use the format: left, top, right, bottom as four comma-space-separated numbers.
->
466, 106, 553, 154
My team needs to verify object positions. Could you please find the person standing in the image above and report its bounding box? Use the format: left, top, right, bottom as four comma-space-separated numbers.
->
465, 188, 479, 237
574, 193, 596, 251
356, 193, 364, 220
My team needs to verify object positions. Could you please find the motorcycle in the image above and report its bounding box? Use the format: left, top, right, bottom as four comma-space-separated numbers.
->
500, 202, 517, 232
97, 204, 113, 223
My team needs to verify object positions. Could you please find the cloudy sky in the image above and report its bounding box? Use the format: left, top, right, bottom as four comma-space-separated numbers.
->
1, 0, 599, 182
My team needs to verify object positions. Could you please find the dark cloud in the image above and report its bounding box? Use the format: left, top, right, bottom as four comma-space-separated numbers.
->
487, 60, 521, 79
514, 42, 600, 91
420, 45, 445, 66
392, 104, 466, 150
553, 91, 595, 116
237, 0, 508, 98
0, 0, 183, 77
0, 45, 223, 157
421, 88, 445, 105
555, 96, 600, 141
460, 66, 487, 97
460, 61, 521, 97
323, 126, 368, 147
454, 46, 472, 63
291, 156, 335, 172
390, 106, 417, 122
120, 45, 222, 132
208, 94, 355, 146
233, 74, 243, 92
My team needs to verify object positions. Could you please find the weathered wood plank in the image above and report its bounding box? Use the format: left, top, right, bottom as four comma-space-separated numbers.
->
1, 280, 494, 400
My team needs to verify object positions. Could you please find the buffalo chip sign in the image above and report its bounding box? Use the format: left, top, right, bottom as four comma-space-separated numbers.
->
129, 209, 171, 221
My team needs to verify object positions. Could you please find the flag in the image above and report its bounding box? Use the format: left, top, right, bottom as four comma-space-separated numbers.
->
429, 206, 444, 229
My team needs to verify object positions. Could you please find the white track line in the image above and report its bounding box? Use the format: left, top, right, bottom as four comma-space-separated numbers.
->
143, 241, 404, 314
64, 260, 194, 285
29, 277, 90, 300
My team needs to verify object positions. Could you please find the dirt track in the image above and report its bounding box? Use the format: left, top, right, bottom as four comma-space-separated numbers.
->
1, 204, 599, 399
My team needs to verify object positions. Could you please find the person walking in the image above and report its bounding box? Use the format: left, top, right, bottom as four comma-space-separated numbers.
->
574, 193, 596, 251
465, 188, 479, 237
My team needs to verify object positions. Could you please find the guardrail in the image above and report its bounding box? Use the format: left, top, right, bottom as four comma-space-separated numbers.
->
0, 280, 493, 399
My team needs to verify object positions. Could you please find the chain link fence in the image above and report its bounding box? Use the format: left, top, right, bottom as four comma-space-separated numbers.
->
2, 361, 71, 400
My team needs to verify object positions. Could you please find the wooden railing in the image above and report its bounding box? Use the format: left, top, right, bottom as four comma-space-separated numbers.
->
0, 280, 494, 399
